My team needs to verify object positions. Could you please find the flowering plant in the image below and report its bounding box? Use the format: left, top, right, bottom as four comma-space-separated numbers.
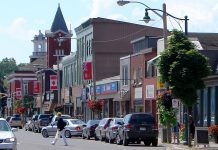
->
209, 125, 218, 136
87, 100, 103, 112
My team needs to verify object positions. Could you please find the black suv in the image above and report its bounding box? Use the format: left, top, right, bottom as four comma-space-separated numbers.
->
116, 113, 158, 146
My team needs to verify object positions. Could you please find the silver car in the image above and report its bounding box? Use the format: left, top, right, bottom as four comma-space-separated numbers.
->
41, 119, 85, 138
0, 118, 18, 150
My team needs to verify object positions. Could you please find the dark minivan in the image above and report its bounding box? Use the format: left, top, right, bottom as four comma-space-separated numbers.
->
116, 113, 158, 146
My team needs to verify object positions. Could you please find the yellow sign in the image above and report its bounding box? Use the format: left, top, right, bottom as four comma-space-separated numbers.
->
157, 76, 165, 90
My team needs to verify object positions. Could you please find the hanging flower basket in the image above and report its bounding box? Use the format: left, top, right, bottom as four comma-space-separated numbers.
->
17, 107, 26, 114
209, 125, 218, 143
87, 100, 103, 112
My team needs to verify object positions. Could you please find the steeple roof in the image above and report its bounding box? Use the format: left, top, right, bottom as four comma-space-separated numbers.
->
50, 4, 68, 33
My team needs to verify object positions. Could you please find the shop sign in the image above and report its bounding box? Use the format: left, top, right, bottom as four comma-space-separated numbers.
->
83, 62, 92, 80
90, 82, 118, 95
33, 81, 40, 94
50, 75, 57, 90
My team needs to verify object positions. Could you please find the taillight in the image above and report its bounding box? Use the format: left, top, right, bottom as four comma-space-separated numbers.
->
112, 126, 118, 131
125, 124, 131, 129
75, 126, 81, 131
154, 123, 158, 130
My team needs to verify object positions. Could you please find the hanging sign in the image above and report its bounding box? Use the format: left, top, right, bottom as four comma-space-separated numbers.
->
50, 75, 58, 90
83, 62, 92, 80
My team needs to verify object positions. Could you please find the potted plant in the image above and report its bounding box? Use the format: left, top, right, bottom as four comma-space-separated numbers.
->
209, 125, 218, 143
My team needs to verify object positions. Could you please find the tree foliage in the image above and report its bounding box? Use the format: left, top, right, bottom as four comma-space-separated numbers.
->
158, 30, 211, 106
0, 58, 18, 79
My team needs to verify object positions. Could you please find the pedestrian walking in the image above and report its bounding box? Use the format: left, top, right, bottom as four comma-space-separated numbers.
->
172, 121, 180, 144
51, 112, 68, 146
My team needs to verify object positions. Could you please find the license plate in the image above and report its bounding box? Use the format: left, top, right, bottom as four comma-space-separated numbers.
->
140, 127, 146, 131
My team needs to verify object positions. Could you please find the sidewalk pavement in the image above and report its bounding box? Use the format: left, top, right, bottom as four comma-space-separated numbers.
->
159, 137, 218, 150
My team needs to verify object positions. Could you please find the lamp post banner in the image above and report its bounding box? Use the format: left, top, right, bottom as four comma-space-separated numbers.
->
50, 75, 58, 90
16, 88, 22, 100
83, 62, 92, 80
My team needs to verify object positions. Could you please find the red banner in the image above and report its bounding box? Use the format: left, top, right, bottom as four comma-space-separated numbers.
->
16, 88, 22, 100
50, 75, 58, 90
83, 62, 92, 80
33, 81, 40, 94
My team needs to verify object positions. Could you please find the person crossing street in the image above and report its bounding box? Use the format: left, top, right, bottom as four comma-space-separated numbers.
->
51, 112, 68, 146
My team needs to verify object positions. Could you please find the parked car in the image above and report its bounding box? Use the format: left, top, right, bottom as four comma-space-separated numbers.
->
41, 119, 86, 138
0, 118, 18, 150
8, 117, 23, 129
95, 118, 112, 141
24, 120, 32, 131
105, 118, 123, 143
82, 119, 100, 140
34, 114, 50, 133
116, 113, 158, 146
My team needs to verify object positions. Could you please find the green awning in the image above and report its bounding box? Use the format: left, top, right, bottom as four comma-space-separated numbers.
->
146, 55, 161, 77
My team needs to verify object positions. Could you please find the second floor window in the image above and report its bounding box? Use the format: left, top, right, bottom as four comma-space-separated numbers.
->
122, 65, 128, 86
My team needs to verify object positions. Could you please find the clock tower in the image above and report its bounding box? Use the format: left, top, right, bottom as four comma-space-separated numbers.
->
45, 4, 72, 68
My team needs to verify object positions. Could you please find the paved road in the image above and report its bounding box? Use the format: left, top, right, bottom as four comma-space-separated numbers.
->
15, 129, 168, 150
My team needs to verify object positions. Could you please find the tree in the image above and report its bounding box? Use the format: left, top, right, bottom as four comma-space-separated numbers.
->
157, 30, 211, 146
158, 30, 211, 107
0, 58, 18, 79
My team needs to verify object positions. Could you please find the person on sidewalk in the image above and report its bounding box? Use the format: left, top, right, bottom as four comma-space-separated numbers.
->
51, 112, 68, 146
172, 121, 180, 144
189, 115, 195, 147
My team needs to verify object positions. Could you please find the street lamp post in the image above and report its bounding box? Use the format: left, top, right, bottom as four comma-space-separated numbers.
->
117, 0, 189, 145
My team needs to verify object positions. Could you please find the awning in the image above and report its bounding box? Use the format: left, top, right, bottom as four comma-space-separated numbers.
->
147, 55, 161, 76
147, 55, 161, 65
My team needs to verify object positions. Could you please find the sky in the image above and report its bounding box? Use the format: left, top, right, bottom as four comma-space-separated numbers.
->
0, 0, 218, 64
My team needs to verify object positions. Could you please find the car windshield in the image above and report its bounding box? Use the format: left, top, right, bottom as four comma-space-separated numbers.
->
39, 115, 50, 119
115, 118, 123, 124
70, 119, 85, 125
87, 120, 100, 126
0, 120, 11, 131
12, 117, 21, 121
130, 114, 155, 125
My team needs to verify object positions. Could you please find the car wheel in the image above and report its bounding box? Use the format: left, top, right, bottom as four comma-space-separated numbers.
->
87, 135, 90, 140
42, 130, 49, 138
123, 133, 128, 146
94, 134, 99, 141
65, 130, 71, 138
116, 134, 123, 145
152, 139, 158, 146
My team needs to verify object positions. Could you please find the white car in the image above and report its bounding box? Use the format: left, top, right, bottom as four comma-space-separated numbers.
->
41, 119, 85, 138
0, 118, 18, 150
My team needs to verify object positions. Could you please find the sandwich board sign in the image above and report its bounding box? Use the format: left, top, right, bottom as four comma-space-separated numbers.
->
194, 127, 209, 147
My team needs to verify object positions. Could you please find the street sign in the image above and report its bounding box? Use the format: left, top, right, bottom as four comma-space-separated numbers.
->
50, 75, 58, 90
172, 99, 179, 108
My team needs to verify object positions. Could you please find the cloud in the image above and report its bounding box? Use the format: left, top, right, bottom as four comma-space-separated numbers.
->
0, 17, 37, 41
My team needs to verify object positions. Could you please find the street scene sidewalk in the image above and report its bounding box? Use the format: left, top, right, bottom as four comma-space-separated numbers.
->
159, 137, 218, 150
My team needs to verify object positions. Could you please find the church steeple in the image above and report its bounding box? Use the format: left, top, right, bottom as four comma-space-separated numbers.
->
50, 4, 69, 33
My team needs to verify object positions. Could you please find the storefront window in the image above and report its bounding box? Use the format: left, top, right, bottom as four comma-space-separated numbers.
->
211, 87, 215, 125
